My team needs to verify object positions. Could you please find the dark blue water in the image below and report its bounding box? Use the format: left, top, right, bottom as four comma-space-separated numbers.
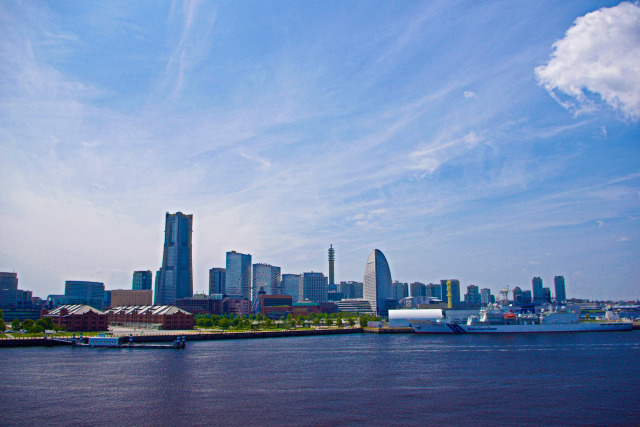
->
1, 332, 639, 426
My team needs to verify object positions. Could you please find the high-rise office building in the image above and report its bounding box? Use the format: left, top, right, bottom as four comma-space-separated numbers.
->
363, 249, 393, 317
299, 272, 328, 303
226, 251, 252, 299
512, 286, 523, 303
532, 277, 543, 305
337, 281, 363, 299
328, 245, 335, 289
440, 280, 460, 306
410, 282, 426, 297
252, 263, 281, 302
209, 268, 226, 296
132, 270, 152, 290
282, 274, 301, 302
464, 285, 481, 305
0, 272, 18, 290
155, 212, 193, 305
426, 283, 441, 300
392, 281, 408, 302
554, 276, 566, 303
481, 288, 492, 305
65, 280, 105, 309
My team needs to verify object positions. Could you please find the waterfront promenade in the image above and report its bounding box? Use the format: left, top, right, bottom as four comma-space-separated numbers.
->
0, 326, 369, 347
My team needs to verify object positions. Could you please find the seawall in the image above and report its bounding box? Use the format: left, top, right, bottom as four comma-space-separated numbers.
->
0, 327, 363, 347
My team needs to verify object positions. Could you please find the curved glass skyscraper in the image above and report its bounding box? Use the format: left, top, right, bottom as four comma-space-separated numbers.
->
363, 249, 393, 317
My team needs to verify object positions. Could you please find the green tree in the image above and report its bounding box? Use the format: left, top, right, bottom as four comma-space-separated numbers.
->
21, 319, 35, 330
11, 318, 21, 331
326, 318, 333, 327
312, 317, 320, 326
36, 317, 55, 330
348, 318, 356, 327
218, 318, 230, 329
359, 315, 369, 328
0, 319, 5, 332
264, 318, 272, 329
0, 308, 4, 319
290, 319, 296, 328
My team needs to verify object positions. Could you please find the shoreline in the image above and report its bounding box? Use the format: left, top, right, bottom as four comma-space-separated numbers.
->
0, 327, 369, 347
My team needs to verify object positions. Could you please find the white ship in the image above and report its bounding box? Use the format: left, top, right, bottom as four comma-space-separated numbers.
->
409, 305, 633, 334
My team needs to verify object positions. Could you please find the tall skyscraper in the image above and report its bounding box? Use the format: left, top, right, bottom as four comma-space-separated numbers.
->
532, 277, 543, 305
480, 288, 492, 305
554, 276, 566, 303
440, 279, 460, 306
65, 280, 105, 309
209, 267, 226, 295
282, 273, 301, 302
226, 251, 252, 299
132, 270, 152, 290
299, 272, 328, 303
363, 249, 393, 317
464, 285, 481, 305
328, 245, 335, 289
0, 272, 18, 290
410, 282, 426, 297
155, 212, 193, 305
392, 281, 408, 302
252, 263, 281, 302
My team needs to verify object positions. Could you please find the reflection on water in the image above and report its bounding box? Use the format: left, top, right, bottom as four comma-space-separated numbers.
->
1, 332, 639, 425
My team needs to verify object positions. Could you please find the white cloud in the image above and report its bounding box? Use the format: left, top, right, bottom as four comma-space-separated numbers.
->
463, 91, 477, 99
535, 2, 640, 121
408, 131, 482, 176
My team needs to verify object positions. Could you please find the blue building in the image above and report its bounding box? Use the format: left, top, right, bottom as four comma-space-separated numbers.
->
363, 249, 394, 317
440, 279, 461, 306
300, 272, 328, 304
554, 276, 566, 303
532, 277, 543, 305
282, 274, 301, 302
64, 280, 105, 309
226, 251, 252, 299
155, 212, 193, 305
209, 267, 226, 295
132, 270, 152, 290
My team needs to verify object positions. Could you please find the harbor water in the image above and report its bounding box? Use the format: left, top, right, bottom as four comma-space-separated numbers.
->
1, 331, 639, 426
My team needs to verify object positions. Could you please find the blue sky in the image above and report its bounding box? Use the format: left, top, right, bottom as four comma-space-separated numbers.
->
1, 1, 638, 300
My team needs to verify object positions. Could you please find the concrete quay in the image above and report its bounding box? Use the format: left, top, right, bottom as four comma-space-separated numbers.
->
0, 327, 363, 347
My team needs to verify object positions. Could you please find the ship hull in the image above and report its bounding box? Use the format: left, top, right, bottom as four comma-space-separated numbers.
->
409, 320, 633, 334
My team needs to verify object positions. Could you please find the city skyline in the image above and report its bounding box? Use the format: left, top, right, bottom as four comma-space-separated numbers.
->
1, 2, 638, 300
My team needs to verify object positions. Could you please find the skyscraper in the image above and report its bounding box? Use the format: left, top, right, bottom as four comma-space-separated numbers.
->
65, 280, 105, 309
328, 245, 335, 289
554, 276, 566, 303
132, 270, 152, 290
154, 212, 193, 305
226, 251, 252, 299
440, 279, 460, 306
299, 272, 328, 303
363, 249, 393, 317
532, 277, 543, 305
282, 273, 301, 302
252, 263, 281, 302
480, 288, 492, 305
209, 267, 226, 295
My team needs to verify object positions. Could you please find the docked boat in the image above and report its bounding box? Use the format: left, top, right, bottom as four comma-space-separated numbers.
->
409, 305, 633, 334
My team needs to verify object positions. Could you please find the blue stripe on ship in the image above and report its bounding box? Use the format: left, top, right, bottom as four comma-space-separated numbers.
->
447, 323, 467, 334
